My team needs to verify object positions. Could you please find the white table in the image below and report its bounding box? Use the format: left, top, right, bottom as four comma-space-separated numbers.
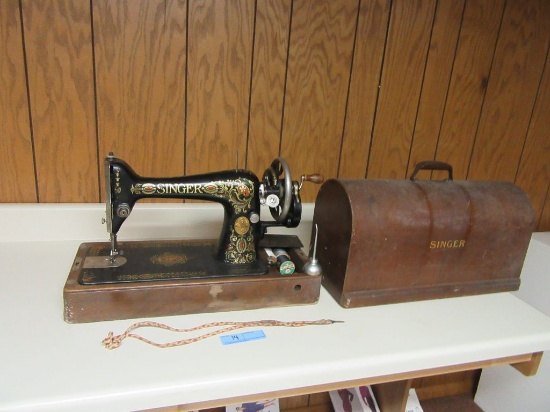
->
475, 232, 550, 411
1, 204, 549, 412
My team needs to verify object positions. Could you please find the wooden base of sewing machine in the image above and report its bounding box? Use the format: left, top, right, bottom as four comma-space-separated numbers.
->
63, 239, 321, 323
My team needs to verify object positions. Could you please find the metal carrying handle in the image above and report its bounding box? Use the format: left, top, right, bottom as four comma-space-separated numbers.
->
410, 160, 453, 181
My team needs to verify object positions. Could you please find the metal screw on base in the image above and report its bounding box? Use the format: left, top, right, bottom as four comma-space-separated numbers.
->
303, 224, 322, 276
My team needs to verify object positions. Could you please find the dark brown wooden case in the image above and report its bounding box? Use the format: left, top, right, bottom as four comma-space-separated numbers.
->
313, 163, 535, 307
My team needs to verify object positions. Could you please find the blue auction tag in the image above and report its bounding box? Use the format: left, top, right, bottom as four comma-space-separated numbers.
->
220, 330, 266, 345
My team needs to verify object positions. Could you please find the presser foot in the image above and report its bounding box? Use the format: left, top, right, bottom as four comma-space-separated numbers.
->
82, 255, 127, 269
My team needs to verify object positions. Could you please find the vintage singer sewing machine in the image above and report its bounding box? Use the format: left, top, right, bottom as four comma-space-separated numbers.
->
63, 153, 323, 323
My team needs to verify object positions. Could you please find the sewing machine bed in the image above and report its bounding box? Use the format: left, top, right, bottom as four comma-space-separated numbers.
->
77, 240, 270, 284
63, 239, 321, 323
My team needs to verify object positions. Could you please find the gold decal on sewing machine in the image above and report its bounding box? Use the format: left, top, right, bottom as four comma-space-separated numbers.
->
117, 271, 208, 281
205, 179, 255, 214
114, 170, 122, 194
226, 225, 256, 264
234, 216, 250, 235
150, 252, 189, 267
130, 179, 255, 214
131, 183, 207, 195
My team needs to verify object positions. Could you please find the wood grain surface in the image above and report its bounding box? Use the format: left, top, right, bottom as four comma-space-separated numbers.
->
367, 0, 436, 179
515, 47, 550, 231
94, 0, 187, 185
0, 0, 36, 202
434, 0, 505, 180
338, 0, 390, 179
1, 0, 550, 230
468, 0, 550, 182
22, 0, 98, 202
281, 0, 357, 201
406, 0, 465, 177
186, 0, 254, 174
247, 0, 292, 178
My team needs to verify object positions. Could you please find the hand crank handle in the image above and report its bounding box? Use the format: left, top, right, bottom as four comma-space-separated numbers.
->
301, 174, 324, 185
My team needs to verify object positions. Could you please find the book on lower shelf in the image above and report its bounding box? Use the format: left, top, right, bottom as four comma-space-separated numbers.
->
329, 386, 380, 412
329, 386, 424, 412
226, 399, 280, 412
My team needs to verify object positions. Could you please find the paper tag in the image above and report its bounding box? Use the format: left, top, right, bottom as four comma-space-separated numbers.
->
220, 330, 266, 345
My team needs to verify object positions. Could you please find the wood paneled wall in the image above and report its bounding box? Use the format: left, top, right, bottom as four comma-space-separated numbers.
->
1, 0, 549, 230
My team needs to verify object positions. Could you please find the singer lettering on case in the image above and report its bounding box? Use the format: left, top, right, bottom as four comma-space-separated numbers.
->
429, 240, 466, 249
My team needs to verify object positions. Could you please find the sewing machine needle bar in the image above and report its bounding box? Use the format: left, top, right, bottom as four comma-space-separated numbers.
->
110, 233, 118, 257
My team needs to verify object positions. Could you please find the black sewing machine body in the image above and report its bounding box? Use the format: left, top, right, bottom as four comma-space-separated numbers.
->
108, 157, 264, 266
64, 153, 323, 323
77, 154, 311, 285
